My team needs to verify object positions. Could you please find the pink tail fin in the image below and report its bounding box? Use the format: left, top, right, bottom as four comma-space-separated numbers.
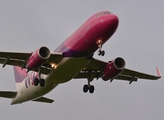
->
13, 66, 28, 83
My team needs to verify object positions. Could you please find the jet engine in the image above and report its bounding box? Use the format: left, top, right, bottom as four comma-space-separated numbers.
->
26, 46, 50, 69
102, 57, 125, 81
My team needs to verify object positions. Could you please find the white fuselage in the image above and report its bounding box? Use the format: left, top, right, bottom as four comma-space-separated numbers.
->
11, 57, 90, 104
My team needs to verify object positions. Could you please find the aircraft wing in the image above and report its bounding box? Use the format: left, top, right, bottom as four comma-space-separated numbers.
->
74, 58, 161, 83
0, 51, 161, 82
0, 51, 63, 74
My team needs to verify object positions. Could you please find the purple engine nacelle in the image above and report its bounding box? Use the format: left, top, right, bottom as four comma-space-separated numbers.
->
102, 57, 125, 81
26, 47, 50, 69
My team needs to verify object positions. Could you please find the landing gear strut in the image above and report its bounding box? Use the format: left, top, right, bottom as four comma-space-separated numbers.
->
97, 39, 105, 56
34, 78, 45, 87
83, 71, 95, 93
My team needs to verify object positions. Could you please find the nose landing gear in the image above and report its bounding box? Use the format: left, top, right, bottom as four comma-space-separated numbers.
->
97, 39, 105, 56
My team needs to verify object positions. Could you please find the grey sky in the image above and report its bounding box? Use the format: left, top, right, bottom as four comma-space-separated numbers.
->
0, 0, 164, 120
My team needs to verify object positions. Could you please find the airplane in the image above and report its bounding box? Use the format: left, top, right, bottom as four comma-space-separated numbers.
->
0, 11, 161, 105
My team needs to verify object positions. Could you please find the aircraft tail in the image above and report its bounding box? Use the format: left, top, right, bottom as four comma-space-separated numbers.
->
0, 67, 26, 101
13, 66, 28, 89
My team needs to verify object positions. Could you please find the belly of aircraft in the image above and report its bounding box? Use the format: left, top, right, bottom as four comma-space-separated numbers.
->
46, 57, 90, 83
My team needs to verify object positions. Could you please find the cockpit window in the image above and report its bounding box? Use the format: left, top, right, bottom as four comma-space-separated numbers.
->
103, 11, 111, 14
96, 11, 111, 17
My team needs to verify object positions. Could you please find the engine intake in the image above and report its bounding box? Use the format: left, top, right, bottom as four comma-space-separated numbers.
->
26, 46, 50, 69
102, 57, 125, 81
114, 57, 125, 69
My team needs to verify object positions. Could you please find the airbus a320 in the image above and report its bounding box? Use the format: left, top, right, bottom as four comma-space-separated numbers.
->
0, 11, 161, 105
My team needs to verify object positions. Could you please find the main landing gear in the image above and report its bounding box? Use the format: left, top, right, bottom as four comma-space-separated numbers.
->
33, 78, 45, 87
83, 84, 94, 93
97, 39, 105, 56
83, 72, 95, 93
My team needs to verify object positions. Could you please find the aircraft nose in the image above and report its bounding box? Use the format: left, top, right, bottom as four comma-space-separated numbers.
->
102, 14, 119, 33
108, 14, 119, 28
111, 14, 119, 23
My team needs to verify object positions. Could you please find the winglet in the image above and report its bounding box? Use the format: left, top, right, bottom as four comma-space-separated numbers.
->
156, 67, 162, 78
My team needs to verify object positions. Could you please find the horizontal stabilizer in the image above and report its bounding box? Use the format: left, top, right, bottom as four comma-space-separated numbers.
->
32, 97, 54, 103
0, 91, 17, 98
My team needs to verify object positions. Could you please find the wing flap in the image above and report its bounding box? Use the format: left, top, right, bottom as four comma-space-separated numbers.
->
74, 71, 138, 82
0, 91, 17, 98
114, 74, 138, 82
122, 68, 160, 80
74, 71, 101, 79
0, 58, 24, 67
32, 97, 54, 103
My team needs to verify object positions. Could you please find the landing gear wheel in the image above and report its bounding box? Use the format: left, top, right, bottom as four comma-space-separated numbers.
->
98, 50, 105, 56
83, 84, 95, 93
34, 78, 39, 86
89, 85, 94, 93
40, 79, 45, 87
98, 50, 102, 56
83, 84, 89, 93
101, 50, 105, 56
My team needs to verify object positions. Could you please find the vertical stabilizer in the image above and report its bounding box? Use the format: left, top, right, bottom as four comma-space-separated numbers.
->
13, 66, 28, 90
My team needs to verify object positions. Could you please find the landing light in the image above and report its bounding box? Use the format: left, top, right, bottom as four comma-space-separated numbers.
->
97, 39, 102, 45
51, 63, 57, 69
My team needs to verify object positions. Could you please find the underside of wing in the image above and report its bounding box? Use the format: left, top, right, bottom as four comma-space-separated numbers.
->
122, 68, 161, 80
0, 49, 161, 83
0, 50, 63, 75
74, 58, 161, 83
